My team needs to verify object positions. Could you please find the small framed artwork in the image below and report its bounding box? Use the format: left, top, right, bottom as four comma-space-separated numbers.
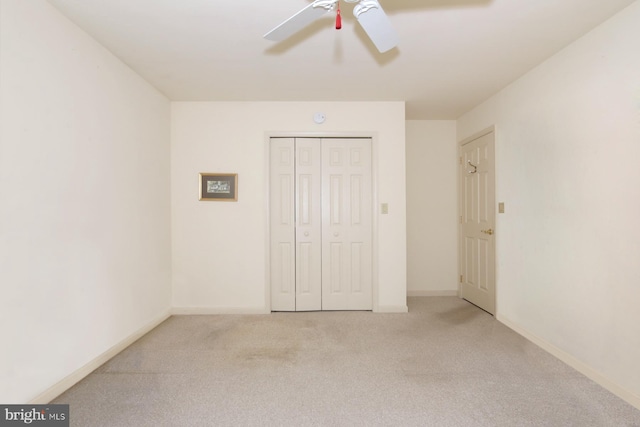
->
199, 173, 238, 201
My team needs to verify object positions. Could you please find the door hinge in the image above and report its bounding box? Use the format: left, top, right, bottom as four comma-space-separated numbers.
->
459, 156, 462, 165
459, 216, 462, 224
460, 274, 463, 283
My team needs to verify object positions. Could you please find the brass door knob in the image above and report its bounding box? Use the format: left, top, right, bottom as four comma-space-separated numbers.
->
481, 229, 494, 235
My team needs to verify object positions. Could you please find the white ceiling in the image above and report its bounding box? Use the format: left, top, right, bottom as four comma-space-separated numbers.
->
47, 0, 635, 119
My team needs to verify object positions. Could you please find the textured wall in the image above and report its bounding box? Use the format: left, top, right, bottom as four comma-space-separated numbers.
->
171, 102, 407, 312
406, 120, 458, 295
0, 0, 172, 403
458, 1, 640, 405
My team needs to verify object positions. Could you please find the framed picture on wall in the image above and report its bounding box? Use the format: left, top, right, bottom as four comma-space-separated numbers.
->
199, 173, 238, 201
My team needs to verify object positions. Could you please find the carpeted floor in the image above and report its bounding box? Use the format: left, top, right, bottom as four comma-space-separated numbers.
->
52, 297, 640, 426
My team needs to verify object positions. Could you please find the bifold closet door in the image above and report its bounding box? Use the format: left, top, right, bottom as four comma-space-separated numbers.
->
270, 138, 321, 311
321, 138, 372, 310
270, 137, 372, 311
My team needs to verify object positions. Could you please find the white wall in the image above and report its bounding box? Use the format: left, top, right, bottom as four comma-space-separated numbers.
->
171, 102, 407, 313
406, 121, 458, 295
0, 0, 172, 403
457, 1, 640, 406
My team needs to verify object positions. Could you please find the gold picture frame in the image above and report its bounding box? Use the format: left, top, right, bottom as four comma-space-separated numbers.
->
199, 173, 238, 201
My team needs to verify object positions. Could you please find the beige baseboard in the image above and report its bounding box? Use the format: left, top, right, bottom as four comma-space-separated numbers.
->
173, 306, 409, 314
497, 314, 640, 411
171, 306, 270, 315
173, 306, 410, 314
29, 310, 171, 404
407, 290, 458, 297
374, 305, 409, 313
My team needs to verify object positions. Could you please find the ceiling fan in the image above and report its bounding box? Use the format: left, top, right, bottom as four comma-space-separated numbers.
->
264, 0, 399, 53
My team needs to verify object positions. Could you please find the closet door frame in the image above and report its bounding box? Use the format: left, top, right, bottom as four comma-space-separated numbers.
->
265, 132, 380, 312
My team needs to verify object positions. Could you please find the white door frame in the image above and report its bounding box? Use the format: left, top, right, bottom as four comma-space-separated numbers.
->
264, 132, 380, 312
457, 126, 497, 314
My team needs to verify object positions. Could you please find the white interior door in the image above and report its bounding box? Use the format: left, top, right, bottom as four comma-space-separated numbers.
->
294, 138, 322, 311
270, 137, 372, 311
460, 131, 496, 314
270, 138, 296, 311
322, 138, 373, 310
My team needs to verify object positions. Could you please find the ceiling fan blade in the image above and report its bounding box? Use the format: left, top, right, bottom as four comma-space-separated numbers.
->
353, 0, 399, 53
264, 1, 337, 42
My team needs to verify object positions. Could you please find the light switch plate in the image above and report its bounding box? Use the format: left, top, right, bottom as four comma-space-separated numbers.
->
498, 202, 505, 213
381, 203, 389, 214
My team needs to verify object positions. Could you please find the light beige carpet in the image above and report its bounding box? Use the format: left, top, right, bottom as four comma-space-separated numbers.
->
52, 297, 640, 426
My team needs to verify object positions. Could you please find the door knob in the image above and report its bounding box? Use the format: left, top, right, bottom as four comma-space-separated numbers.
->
481, 229, 494, 235
304, 231, 309, 236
